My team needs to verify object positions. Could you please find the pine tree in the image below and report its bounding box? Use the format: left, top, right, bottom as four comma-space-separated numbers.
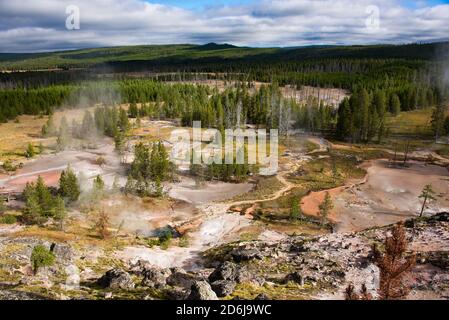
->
118, 108, 130, 132
52, 196, 66, 230
35, 176, 53, 217
290, 198, 300, 221
336, 98, 352, 141
431, 105, 445, 141
318, 192, 333, 225
390, 94, 401, 116
58, 166, 80, 203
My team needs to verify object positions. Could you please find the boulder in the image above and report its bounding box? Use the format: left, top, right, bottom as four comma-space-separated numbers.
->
129, 260, 154, 275
187, 281, 218, 300
50, 243, 75, 265
210, 280, 236, 297
165, 287, 190, 300
235, 269, 265, 286
231, 248, 263, 262
208, 261, 238, 282
208, 261, 263, 286
166, 267, 199, 288
141, 266, 171, 288
98, 268, 135, 290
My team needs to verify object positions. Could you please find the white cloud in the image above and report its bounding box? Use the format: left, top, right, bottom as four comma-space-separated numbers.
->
0, 0, 448, 52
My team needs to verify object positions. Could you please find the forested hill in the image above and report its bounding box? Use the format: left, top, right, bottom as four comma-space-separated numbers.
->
1, 41, 448, 71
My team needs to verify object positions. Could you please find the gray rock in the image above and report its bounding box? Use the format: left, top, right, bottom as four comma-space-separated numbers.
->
98, 268, 135, 290
208, 261, 238, 282
187, 281, 218, 300
211, 280, 236, 297
141, 267, 171, 288
165, 287, 190, 300
231, 248, 263, 262
129, 260, 154, 275
50, 243, 74, 265
208, 261, 263, 286
235, 268, 265, 286
166, 267, 199, 288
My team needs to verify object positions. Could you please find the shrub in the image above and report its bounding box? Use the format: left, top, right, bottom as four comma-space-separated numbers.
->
0, 214, 17, 224
2, 160, 17, 172
30, 245, 55, 274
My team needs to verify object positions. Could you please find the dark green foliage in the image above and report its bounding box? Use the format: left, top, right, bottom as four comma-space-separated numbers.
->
319, 192, 334, 225
0, 214, 17, 224
23, 176, 65, 224
290, 198, 300, 221
431, 105, 447, 140
30, 245, 55, 274
0, 196, 6, 214
126, 142, 171, 197
58, 166, 80, 203
336, 88, 392, 143
25, 143, 35, 158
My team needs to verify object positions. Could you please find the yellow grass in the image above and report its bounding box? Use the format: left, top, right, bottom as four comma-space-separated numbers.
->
386, 108, 436, 135
0, 115, 48, 161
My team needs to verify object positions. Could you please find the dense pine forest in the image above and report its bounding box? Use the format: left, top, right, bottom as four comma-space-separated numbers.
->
1, 42, 448, 143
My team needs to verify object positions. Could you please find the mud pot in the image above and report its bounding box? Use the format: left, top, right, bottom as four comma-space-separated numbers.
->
301, 159, 449, 233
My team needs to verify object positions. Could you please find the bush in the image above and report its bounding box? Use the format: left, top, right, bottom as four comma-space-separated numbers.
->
2, 160, 17, 172
0, 214, 17, 224
179, 236, 189, 247
30, 245, 55, 274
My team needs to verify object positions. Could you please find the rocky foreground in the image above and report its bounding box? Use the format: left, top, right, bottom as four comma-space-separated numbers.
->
0, 213, 448, 300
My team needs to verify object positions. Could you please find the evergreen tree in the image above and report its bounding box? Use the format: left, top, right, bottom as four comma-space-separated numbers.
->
390, 94, 401, 116
290, 198, 300, 221
58, 166, 80, 203
51, 196, 66, 230
318, 192, 333, 225
431, 105, 445, 141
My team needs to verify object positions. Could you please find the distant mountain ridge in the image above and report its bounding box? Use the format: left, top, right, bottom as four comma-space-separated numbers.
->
1, 41, 448, 71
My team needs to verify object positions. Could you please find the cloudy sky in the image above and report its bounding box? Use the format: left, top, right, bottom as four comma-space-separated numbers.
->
1, 0, 449, 52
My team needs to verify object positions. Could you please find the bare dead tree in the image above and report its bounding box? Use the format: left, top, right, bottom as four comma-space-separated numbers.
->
344, 283, 372, 300
95, 208, 111, 240
403, 140, 410, 166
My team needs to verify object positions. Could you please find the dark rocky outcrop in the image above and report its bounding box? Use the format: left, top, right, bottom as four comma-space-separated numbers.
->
187, 281, 218, 300
166, 267, 201, 288
210, 280, 236, 297
98, 268, 135, 290
141, 266, 171, 288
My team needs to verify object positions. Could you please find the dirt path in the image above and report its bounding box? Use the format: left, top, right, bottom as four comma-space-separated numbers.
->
226, 136, 327, 208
